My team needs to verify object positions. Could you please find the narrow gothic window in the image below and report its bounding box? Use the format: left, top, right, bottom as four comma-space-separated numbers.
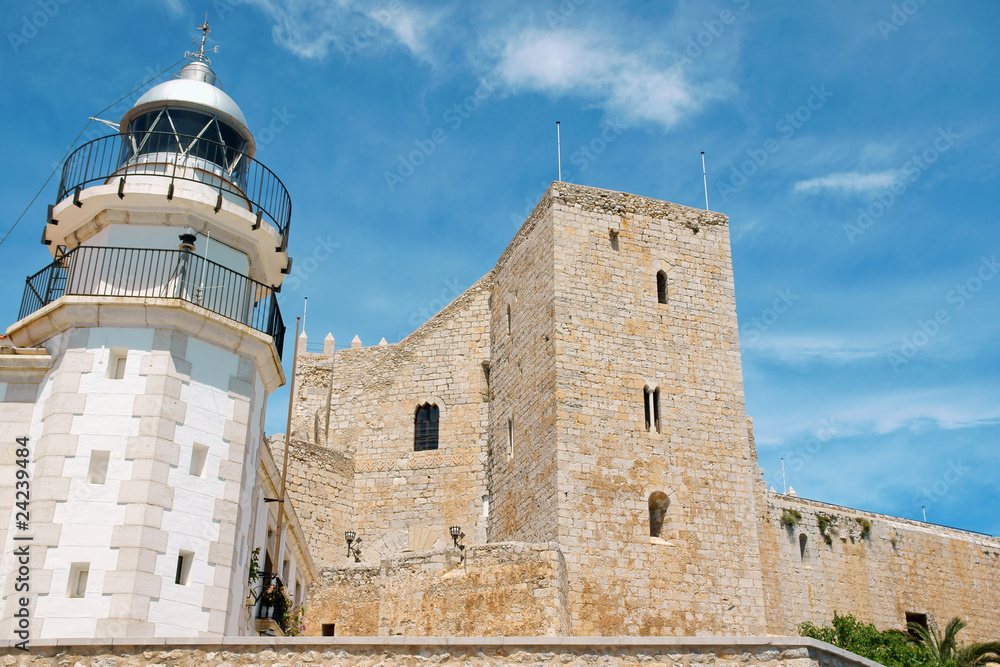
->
656, 271, 668, 304
799, 533, 808, 560
653, 388, 661, 433
414, 403, 439, 451
643, 387, 652, 431
649, 492, 669, 538
507, 418, 514, 458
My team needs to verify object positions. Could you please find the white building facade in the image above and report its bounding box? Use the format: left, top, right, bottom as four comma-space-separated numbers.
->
0, 35, 314, 639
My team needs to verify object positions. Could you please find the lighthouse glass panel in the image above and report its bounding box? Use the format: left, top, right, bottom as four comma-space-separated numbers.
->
124, 109, 248, 179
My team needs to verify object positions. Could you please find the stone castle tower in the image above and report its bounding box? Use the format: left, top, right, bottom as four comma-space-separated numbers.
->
0, 36, 302, 638
288, 182, 999, 639
288, 183, 769, 635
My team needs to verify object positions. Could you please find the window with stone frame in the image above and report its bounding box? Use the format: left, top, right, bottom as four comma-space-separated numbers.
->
656, 270, 668, 304
414, 403, 440, 451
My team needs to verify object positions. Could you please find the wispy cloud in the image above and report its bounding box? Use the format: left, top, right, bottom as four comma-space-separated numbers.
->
744, 334, 887, 365
793, 169, 901, 194
494, 27, 727, 130
246, 0, 436, 61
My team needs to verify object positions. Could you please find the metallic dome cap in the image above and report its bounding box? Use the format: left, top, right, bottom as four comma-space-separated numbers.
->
120, 61, 255, 157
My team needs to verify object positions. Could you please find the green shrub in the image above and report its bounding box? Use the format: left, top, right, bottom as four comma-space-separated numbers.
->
799, 613, 933, 667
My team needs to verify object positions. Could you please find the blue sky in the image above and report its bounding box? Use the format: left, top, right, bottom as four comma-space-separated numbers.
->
2, 1, 998, 537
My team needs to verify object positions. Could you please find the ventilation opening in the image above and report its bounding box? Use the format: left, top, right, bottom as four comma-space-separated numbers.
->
108, 348, 127, 379
67, 563, 89, 598
649, 492, 669, 538
506, 305, 512, 335
175, 550, 194, 585
906, 612, 929, 638
799, 533, 808, 560
189, 443, 209, 477
322, 623, 336, 636
87, 450, 110, 485
609, 230, 619, 250
656, 271, 668, 304
414, 403, 440, 451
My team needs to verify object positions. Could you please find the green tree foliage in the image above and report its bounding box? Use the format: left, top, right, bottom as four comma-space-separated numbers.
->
799, 613, 933, 667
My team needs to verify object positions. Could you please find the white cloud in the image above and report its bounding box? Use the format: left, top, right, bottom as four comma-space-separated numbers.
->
245, 0, 435, 61
743, 334, 887, 365
494, 28, 725, 129
793, 169, 901, 194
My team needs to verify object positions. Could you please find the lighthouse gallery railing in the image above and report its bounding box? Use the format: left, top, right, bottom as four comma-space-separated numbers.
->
19, 246, 285, 359
56, 131, 291, 248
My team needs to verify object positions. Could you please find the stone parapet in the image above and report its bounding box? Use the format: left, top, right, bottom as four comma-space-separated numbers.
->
0, 636, 881, 667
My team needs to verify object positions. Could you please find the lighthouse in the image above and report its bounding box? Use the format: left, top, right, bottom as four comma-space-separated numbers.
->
0, 25, 298, 638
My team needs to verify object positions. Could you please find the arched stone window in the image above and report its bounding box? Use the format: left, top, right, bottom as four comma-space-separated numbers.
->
414, 403, 439, 451
656, 270, 668, 304
649, 491, 669, 538
799, 533, 808, 560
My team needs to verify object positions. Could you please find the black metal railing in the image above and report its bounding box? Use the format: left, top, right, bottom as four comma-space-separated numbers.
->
19, 246, 285, 358
57, 131, 291, 246
255, 573, 289, 629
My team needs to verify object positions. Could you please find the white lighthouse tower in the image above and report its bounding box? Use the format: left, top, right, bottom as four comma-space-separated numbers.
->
0, 25, 292, 638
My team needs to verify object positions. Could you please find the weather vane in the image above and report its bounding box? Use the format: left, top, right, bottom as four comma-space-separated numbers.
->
186, 13, 220, 64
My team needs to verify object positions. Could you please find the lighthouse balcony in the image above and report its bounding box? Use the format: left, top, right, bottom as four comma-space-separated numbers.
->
18, 245, 285, 358
53, 131, 291, 253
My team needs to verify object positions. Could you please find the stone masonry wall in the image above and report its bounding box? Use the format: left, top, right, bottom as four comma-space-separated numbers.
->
759, 493, 1000, 642
487, 194, 560, 544
270, 436, 355, 569
287, 275, 492, 565
542, 183, 767, 635
305, 542, 568, 637
0, 637, 884, 667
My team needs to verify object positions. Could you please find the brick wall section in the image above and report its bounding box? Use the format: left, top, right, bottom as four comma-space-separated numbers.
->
488, 198, 560, 543
759, 493, 1000, 642
287, 275, 492, 565
0, 637, 885, 667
